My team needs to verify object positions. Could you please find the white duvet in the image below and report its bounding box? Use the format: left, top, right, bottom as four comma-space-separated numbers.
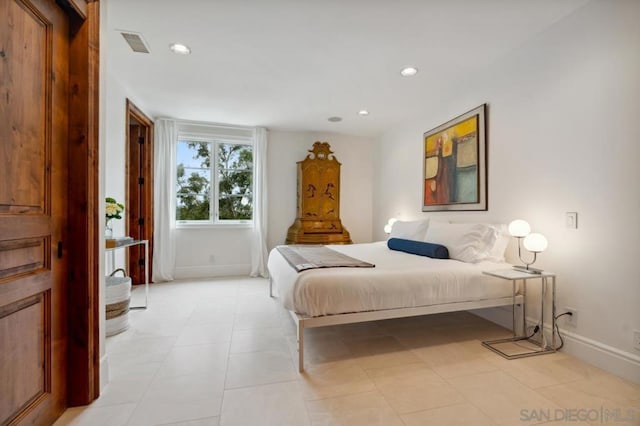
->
268, 241, 512, 317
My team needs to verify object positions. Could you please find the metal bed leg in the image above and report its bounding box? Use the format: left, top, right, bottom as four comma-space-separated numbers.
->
287, 310, 305, 372
541, 277, 547, 347
512, 280, 516, 337
297, 319, 305, 373
297, 322, 304, 373
522, 279, 527, 336
551, 276, 557, 349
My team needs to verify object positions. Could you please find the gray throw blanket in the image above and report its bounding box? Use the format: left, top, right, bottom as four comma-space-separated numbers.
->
277, 245, 375, 272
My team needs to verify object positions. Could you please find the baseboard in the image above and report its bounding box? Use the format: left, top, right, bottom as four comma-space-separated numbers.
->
100, 353, 109, 392
174, 264, 251, 279
472, 307, 640, 384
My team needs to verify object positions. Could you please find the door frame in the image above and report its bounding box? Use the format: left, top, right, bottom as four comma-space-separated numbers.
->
125, 99, 154, 284
63, 0, 101, 406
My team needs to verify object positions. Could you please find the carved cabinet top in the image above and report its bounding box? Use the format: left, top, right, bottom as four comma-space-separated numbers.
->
300, 141, 340, 164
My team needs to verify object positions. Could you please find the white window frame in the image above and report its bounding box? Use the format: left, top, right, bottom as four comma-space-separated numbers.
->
176, 135, 254, 228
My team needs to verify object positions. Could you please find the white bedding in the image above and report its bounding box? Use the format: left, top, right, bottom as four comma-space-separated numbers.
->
268, 241, 513, 317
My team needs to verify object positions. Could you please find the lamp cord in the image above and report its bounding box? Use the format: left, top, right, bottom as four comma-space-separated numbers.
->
526, 324, 540, 340
518, 312, 571, 350
553, 311, 573, 350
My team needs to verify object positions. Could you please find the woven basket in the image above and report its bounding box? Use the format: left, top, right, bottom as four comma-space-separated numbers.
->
105, 268, 131, 336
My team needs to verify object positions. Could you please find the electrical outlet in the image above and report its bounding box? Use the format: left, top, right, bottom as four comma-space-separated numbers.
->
634, 330, 640, 351
566, 212, 578, 229
564, 307, 578, 327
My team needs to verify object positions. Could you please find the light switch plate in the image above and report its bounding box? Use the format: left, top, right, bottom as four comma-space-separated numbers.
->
566, 212, 578, 229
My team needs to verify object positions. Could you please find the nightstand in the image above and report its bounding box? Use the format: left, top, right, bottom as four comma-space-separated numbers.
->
481, 269, 557, 359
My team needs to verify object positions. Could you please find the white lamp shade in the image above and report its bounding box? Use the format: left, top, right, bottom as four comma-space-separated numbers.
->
508, 219, 531, 237
384, 218, 398, 234
523, 233, 548, 253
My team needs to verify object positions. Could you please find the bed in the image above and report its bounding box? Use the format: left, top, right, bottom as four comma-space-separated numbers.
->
268, 239, 521, 372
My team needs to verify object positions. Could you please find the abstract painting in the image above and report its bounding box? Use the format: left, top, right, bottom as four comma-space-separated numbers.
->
422, 104, 487, 211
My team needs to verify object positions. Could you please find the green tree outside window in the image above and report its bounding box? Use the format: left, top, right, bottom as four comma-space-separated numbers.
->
176, 141, 253, 222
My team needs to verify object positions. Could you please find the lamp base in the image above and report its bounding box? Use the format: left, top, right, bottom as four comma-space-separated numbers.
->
512, 265, 543, 274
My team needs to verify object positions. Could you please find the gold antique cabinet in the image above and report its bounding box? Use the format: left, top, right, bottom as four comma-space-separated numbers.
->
286, 142, 352, 245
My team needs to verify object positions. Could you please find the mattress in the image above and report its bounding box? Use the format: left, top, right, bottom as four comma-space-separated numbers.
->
268, 241, 513, 317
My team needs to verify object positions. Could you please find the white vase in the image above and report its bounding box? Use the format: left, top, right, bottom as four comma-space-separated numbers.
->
106, 219, 113, 239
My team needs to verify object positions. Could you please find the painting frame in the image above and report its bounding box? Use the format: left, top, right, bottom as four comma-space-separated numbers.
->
422, 104, 487, 212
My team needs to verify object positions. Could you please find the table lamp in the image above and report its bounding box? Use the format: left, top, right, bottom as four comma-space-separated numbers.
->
508, 219, 547, 274
384, 218, 398, 234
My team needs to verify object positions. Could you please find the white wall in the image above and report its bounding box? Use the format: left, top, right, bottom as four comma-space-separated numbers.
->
174, 227, 253, 278
174, 129, 375, 278
104, 73, 128, 240
373, 0, 640, 380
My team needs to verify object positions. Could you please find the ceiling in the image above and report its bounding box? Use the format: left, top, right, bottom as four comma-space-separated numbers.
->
106, 0, 589, 137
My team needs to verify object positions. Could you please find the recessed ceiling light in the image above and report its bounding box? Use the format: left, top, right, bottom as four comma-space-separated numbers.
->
169, 43, 191, 55
400, 67, 418, 77
358, 110, 369, 116
328, 116, 342, 122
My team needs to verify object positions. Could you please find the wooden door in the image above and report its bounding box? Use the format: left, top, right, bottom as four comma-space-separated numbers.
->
0, 0, 70, 424
126, 100, 154, 285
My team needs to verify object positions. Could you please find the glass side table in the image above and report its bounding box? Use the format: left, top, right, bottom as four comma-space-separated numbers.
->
481, 269, 557, 359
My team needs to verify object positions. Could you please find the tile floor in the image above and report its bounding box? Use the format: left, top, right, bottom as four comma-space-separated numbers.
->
55, 277, 640, 426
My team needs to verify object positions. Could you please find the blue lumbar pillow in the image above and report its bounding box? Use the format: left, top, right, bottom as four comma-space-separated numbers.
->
387, 238, 449, 259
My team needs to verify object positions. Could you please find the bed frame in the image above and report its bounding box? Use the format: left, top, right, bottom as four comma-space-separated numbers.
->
270, 278, 523, 372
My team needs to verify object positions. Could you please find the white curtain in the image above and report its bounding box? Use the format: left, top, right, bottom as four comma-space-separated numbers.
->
250, 127, 269, 277
153, 119, 178, 282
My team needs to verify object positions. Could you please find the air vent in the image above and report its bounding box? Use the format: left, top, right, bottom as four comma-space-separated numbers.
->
120, 31, 150, 54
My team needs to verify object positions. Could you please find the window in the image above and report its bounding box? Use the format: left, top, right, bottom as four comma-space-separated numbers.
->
176, 139, 253, 225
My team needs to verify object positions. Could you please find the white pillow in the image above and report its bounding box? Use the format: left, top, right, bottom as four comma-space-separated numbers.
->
423, 222, 493, 263
485, 224, 510, 262
390, 220, 429, 241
